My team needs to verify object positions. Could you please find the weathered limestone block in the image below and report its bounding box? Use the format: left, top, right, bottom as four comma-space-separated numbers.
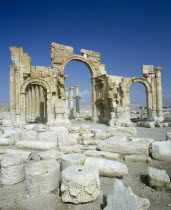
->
1, 155, 24, 185
21, 130, 37, 141
69, 126, 81, 133
83, 139, 101, 146
108, 135, 127, 142
143, 122, 155, 128
104, 179, 150, 210
79, 145, 97, 152
85, 157, 128, 178
61, 165, 100, 204
84, 150, 119, 160
38, 150, 63, 161
98, 140, 149, 155
95, 132, 111, 140
61, 153, 86, 170
9, 131, 21, 143
81, 133, 94, 140
25, 160, 60, 195
38, 131, 58, 142
0, 137, 14, 146
166, 132, 171, 140
59, 145, 82, 154
5, 149, 33, 162
108, 126, 137, 137
129, 137, 155, 144
91, 129, 102, 134
16, 141, 57, 151
68, 133, 79, 145
125, 155, 151, 163
152, 141, 171, 162
80, 125, 90, 134
148, 167, 171, 190
57, 133, 70, 147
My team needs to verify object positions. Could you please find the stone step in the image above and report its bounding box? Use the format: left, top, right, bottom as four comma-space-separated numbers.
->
16, 141, 57, 151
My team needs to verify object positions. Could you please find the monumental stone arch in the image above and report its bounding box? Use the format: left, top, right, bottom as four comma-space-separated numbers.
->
9, 43, 164, 126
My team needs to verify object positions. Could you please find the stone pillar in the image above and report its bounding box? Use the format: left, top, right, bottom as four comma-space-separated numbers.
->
26, 91, 29, 121
10, 68, 16, 122
39, 86, 44, 122
69, 87, 74, 119
91, 78, 98, 122
35, 85, 40, 121
31, 86, 35, 122
155, 67, 163, 122
28, 87, 32, 122
75, 85, 81, 118
65, 88, 69, 108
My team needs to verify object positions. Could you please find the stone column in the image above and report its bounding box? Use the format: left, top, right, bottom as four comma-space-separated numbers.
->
91, 78, 98, 122
10, 67, 16, 122
65, 88, 69, 108
35, 85, 40, 121
155, 67, 163, 122
69, 87, 74, 119
26, 91, 29, 121
39, 86, 44, 122
28, 87, 32, 122
75, 85, 81, 118
31, 85, 36, 122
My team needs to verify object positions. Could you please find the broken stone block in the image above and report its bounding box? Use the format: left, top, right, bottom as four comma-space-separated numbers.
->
21, 130, 37, 141
25, 160, 60, 195
0, 137, 14, 146
125, 155, 151, 163
148, 167, 171, 190
95, 132, 110, 140
16, 141, 57, 151
38, 131, 58, 142
143, 121, 155, 128
38, 150, 63, 161
68, 133, 79, 145
84, 150, 119, 160
83, 139, 101, 146
80, 125, 90, 134
84, 157, 128, 178
61, 153, 86, 170
108, 126, 137, 137
69, 126, 80, 133
129, 137, 155, 144
61, 165, 100, 204
5, 149, 33, 162
81, 133, 94, 140
152, 141, 171, 162
104, 179, 150, 210
166, 132, 171, 141
108, 135, 127, 142
1, 155, 24, 185
98, 140, 149, 155
59, 145, 82, 154
79, 145, 97, 152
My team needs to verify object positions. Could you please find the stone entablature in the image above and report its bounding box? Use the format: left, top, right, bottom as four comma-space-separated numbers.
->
9, 43, 163, 126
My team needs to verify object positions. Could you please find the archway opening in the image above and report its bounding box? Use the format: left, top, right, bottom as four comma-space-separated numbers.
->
64, 60, 92, 121
129, 82, 147, 122
25, 84, 47, 123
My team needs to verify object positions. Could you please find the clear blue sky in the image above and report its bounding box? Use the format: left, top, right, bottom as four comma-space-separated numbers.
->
0, 0, 170, 105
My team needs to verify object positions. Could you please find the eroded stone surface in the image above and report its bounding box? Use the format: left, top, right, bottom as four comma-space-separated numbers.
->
85, 157, 128, 178
61, 165, 100, 204
152, 141, 171, 162
104, 179, 150, 210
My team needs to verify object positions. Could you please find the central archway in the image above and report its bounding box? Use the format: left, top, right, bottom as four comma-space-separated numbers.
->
61, 55, 97, 121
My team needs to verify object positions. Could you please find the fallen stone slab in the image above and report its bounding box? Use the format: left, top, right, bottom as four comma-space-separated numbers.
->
152, 141, 171, 162
38, 150, 63, 161
38, 131, 58, 142
5, 149, 33, 162
25, 160, 60, 195
69, 126, 81, 133
79, 145, 97, 152
0, 137, 14, 146
104, 179, 150, 210
61, 165, 100, 204
95, 132, 111, 140
80, 125, 91, 134
84, 150, 119, 160
125, 155, 151, 163
98, 140, 149, 155
85, 157, 128, 178
1, 155, 24, 185
108, 135, 127, 142
166, 132, 171, 141
129, 137, 155, 144
81, 133, 94, 140
108, 126, 137, 137
148, 167, 171, 190
83, 139, 101, 146
61, 153, 86, 170
16, 141, 57, 151
59, 145, 82, 154
68, 133, 80, 145
21, 130, 37, 141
